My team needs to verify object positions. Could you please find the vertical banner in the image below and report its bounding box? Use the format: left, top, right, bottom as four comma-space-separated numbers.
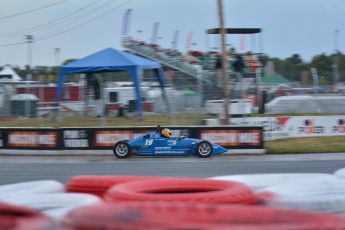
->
172, 30, 179, 50
151, 22, 160, 45
121, 9, 133, 38
311, 67, 319, 88
185, 31, 194, 52
240, 34, 246, 51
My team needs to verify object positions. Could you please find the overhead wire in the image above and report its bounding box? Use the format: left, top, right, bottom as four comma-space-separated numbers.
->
37, 0, 132, 41
0, 0, 132, 47
36, 0, 119, 39
0, 41, 26, 47
0, 0, 68, 20
0, 0, 102, 37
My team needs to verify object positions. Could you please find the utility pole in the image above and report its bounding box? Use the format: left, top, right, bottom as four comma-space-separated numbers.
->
25, 35, 33, 118
55, 48, 61, 66
25, 35, 33, 80
54, 48, 61, 83
217, 0, 230, 125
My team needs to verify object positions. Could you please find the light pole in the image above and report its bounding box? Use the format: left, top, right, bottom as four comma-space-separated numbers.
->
157, 37, 163, 46
136, 30, 142, 40
333, 30, 340, 86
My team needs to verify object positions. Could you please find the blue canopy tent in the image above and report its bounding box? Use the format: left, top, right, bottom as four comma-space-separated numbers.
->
54, 48, 167, 119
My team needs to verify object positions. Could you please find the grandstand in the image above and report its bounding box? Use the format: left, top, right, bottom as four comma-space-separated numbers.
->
122, 28, 300, 112
123, 40, 267, 102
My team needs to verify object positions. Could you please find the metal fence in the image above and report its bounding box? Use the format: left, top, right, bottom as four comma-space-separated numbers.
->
0, 69, 344, 124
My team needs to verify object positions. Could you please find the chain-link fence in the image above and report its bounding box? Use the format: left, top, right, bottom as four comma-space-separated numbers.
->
0, 69, 344, 125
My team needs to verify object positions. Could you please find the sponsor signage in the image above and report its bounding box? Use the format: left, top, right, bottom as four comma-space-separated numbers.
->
92, 129, 154, 148
284, 116, 345, 137
154, 150, 186, 155
333, 118, 345, 133
4, 130, 60, 149
63, 129, 89, 149
200, 129, 263, 148
0, 130, 4, 148
229, 116, 345, 139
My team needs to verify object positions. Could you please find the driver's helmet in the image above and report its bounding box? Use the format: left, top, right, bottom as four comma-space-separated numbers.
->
161, 128, 172, 138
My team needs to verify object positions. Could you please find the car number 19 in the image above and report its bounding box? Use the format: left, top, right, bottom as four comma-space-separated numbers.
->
144, 139, 153, 146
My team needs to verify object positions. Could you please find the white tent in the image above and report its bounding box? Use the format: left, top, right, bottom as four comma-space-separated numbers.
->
0, 66, 22, 82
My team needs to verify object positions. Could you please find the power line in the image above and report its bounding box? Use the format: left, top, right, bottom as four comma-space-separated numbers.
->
35, 0, 118, 39
0, 0, 132, 47
37, 0, 132, 41
0, 41, 26, 47
0, 0, 68, 20
0, 0, 104, 37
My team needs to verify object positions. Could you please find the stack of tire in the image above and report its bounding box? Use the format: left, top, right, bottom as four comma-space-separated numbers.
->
63, 174, 345, 229
2, 171, 345, 229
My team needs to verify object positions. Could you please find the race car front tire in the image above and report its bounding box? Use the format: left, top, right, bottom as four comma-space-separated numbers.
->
196, 141, 213, 158
113, 141, 132, 159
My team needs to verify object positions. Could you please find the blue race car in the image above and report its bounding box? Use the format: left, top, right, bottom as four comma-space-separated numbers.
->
112, 126, 227, 158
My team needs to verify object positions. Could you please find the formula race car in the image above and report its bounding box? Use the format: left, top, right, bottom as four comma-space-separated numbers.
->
112, 126, 227, 158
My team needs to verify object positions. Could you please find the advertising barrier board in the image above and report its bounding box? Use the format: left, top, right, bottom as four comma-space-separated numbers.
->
0, 128, 62, 150
204, 116, 345, 140
0, 126, 264, 151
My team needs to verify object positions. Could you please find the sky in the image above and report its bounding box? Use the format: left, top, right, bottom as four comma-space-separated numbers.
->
0, 0, 344, 68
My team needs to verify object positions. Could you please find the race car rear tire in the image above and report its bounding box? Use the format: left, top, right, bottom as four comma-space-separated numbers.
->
196, 141, 213, 158
113, 141, 132, 158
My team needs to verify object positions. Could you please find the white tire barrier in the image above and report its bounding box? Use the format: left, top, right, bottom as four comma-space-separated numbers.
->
257, 177, 345, 196
334, 167, 345, 179
257, 177, 345, 213
263, 194, 345, 214
1, 193, 102, 221
209, 173, 337, 191
0, 180, 65, 200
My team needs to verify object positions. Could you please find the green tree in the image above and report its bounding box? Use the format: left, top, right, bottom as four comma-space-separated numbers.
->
310, 53, 332, 72
310, 53, 333, 84
281, 54, 307, 82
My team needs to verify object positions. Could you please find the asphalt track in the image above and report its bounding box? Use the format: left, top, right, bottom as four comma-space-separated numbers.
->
1, 151, 345, 185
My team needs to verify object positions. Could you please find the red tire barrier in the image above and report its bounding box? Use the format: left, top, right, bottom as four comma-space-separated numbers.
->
66, 175, 170, 197
63, 202, 345, 230
0, 202, 53, 230
104, 178, 256, 204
